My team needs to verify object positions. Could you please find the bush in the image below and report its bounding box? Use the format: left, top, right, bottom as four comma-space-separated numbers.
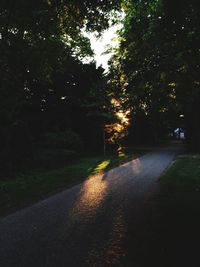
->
43, 130, 83, 151
33, 148, 79, 169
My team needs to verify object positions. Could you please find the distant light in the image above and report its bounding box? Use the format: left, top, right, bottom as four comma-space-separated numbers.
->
180, 114, 184, 118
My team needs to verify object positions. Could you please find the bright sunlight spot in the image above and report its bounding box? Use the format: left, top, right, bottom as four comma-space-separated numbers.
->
88, 25, 121, 71
93, 160, 111, 174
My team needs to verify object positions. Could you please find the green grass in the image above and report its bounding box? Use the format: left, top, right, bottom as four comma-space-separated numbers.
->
157, 154, 200, 214
153, 153, 200, 236
0, 150, 141, 217
148, 154, 200, 264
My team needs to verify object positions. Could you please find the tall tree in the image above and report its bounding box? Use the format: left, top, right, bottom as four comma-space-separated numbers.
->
0, 0, 123, 170
109, 0, 200, 147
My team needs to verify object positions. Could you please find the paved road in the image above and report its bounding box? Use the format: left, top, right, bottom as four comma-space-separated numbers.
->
0, 145, 181, 267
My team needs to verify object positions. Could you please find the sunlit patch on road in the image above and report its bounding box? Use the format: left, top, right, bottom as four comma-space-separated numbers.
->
69, 174, 108, 220
69, 157, 141, 222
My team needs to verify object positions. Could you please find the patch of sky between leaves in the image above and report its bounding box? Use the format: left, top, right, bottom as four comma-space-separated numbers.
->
82, 12, 125, 72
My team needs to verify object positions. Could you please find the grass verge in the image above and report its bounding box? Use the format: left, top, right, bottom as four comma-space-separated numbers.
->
0, 150, 142, 217
157, 154, 200, 214
146, 154, 200, 265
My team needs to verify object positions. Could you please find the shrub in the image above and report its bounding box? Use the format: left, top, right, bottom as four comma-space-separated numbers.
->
43, 130, 83, 151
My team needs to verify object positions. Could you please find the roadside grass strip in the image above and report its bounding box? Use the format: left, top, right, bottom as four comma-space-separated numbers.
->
0, 152, 140, 216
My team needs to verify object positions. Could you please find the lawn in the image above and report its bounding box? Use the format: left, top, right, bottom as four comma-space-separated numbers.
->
157, 154, 200, 214
0, 149, 143, 217
142, 154, 200, 266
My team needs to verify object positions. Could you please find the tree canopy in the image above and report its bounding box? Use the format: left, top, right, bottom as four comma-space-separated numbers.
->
0, 0, 200, 173
0, 0, 123, 171
109, 0, 200, 147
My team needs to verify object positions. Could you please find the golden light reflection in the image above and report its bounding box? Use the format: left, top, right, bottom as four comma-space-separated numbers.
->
116, 110, 130, 125
66, 156, 142, 265
105, 98, 131, 147
87, 205, 127, 266
102, 207, 126, 265
70, 174, 108, 220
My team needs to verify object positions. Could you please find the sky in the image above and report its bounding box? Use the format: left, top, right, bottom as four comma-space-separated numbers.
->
84, 24, 122, 72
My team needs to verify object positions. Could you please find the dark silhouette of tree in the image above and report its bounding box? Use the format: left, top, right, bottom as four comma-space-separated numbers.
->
0, 0, 122, 171
109, 0, 200, 148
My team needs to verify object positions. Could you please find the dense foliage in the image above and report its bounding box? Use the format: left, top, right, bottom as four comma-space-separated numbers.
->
1, 0, 200, 173
109, 0, 200, 147
0, 0, 122, 172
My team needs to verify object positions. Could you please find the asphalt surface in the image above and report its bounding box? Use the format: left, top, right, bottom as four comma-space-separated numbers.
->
0, 145, 181, 267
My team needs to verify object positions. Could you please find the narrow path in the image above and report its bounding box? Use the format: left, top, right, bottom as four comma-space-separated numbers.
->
0, 145, 181, 267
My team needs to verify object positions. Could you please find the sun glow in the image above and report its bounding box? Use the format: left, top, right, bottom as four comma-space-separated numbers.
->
104, 98, 131, 149
116, 110, 130, 125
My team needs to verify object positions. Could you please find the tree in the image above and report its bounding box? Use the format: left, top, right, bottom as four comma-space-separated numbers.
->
0, 0, 123, 171
108, 0, 200, 148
